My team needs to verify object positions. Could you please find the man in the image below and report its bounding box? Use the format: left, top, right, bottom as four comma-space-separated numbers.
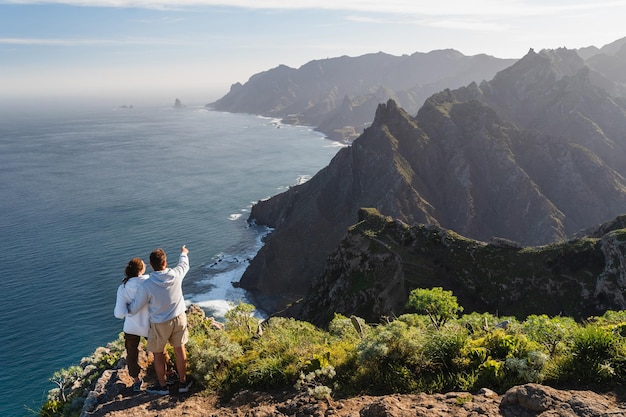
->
129, 245, 192, 395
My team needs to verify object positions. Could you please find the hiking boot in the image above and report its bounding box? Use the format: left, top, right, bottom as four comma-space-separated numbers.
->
132, 378, 143, 392
178, 378, 193, 393
146, 383, 169, 395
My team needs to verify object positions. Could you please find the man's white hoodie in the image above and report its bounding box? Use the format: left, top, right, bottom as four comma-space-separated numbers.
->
129, 252, 189, 324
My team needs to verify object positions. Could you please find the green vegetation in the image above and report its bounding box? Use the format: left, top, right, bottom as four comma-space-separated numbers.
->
41, 336, 127, 416
406, 287, 463, 328
40, 296, 626, 416
309, 208, 620, 325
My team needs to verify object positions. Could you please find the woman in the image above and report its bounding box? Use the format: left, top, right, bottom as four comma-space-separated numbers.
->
114, 258, 150, 392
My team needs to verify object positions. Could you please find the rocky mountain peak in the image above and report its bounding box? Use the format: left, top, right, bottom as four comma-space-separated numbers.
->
488, 47, 586, 107
370, 99, 406, 127
541, 47, 587, 76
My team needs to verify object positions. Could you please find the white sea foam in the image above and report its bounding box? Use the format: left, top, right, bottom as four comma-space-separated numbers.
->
275, 174, 314, 193
229, 213, 243, 220
325, 140, 348, 148
187, 224, 272, 320
295, 175, 311, 185
188, 263, 250, 318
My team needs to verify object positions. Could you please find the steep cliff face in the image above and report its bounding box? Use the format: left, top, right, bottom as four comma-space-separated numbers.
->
240, 101, 436, 309
292, 208, 626, 326
413, 94, 566, 244
240, 48, 626, 314
417, 86, 626, 238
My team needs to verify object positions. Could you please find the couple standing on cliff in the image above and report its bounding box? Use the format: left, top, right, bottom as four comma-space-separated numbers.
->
113, 245, 193, 395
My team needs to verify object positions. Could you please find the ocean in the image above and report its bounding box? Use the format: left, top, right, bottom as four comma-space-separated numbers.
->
0, 102, 343, 416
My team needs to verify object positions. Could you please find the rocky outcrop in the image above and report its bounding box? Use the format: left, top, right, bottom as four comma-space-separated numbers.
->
81, 380, 626, 417
499, 384, 626, 416
209, 50, 515, 141
291, 208, 626, 326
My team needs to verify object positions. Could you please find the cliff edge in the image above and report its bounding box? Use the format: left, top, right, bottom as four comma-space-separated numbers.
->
84, 359, 626, 417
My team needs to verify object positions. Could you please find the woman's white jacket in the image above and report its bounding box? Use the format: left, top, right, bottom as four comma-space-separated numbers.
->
114, 275, 150, 337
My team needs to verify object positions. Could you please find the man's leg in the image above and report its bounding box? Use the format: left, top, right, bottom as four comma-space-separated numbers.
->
153, 351, 168, 387
146, 321, 170, 394
174, 345, 187, 383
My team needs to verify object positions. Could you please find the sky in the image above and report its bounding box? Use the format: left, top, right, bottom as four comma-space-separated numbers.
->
1, 0, 626, 106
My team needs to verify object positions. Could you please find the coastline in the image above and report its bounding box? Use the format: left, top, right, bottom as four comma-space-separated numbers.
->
1, 105, 342, 417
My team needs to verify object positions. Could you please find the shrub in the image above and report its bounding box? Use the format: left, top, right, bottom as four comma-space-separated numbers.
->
224, 302, 260, 345
573, 325, 619, 364
477, 358, 504, 388
504, 350, 549, 384
40, 333, 128, 416
186, 328, 243, 390
396, 313, 432, 329
481, 329, 537, 360
220, 317, 332, 398
406, 287, 463, 329
458, 312, 501, 335
39, 399, 63, 417
466, 328, 546, 391
328, 313, 370, 340
559, 324, 624, 384
422, 325, 468, 373
48, 366, 83, 403
357, 320, 424, 364
594, 310, 626, 326
353, 320, 425, 393
523, 315, 576, 356
407, 325, 471, 393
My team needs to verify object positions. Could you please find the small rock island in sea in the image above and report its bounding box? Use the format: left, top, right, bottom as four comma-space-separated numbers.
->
173, 98, 186, 108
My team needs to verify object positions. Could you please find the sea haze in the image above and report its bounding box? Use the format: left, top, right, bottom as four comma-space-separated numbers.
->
0, 102, 342, 416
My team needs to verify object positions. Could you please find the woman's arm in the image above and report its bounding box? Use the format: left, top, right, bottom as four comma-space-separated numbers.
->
113, 285, 129, 319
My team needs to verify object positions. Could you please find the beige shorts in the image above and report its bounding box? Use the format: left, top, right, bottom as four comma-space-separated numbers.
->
147, 313, 189, 353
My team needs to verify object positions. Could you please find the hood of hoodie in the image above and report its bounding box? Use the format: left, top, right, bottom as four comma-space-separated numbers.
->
150, 269, 177, 288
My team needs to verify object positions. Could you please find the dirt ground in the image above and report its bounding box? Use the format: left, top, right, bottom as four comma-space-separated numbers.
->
83, 363, 626, 417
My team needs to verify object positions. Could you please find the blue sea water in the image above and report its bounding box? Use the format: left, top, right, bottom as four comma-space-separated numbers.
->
0, 102, 343, 416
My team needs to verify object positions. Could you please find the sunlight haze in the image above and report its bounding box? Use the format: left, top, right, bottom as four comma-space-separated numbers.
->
1, 0, 625, 105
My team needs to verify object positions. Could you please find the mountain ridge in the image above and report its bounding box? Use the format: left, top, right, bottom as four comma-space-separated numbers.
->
209, 49, 516, 141
239, 47, 626, 315
288, 208, 626, 326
